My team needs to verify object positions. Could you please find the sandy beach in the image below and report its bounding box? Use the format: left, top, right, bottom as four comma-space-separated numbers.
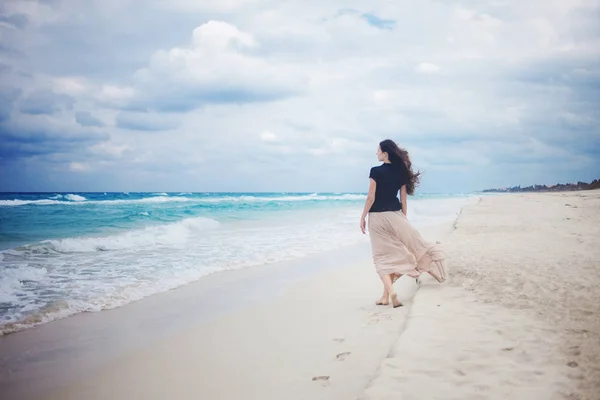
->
1, 191, 598, 400
364, 190, 600, 400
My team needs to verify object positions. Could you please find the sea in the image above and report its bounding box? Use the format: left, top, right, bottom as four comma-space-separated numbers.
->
0, 192, 477, 334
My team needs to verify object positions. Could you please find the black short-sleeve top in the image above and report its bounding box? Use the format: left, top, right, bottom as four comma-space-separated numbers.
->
368, 162, 409, 213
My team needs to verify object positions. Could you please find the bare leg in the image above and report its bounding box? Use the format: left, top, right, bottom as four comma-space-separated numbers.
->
381, 274, 402, 308
377, 273, 403, 305
376, 286, 389, 305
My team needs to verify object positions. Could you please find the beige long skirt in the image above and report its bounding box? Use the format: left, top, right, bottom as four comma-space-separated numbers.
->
367, 211, 446, 283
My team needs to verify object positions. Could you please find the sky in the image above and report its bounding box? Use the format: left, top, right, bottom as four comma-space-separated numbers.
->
0, 0, 599, 193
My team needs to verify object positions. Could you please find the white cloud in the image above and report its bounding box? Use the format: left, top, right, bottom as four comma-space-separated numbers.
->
1, 0, 599, 192
128, 20, 306, 111
260, 130, 278, 142
115, 111, 180, 131
415, 62, 442, 74
52, 77, 88, 95
154, 0, 263, 12
372, 90, 395, 104
454, 8, 477, 20
191, 20, 257, 50
90, 142, 130, 157
100, 85, 135, 101
69, 162, 90, 172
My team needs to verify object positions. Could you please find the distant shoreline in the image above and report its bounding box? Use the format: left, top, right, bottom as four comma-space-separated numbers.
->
483, 178, 600, 193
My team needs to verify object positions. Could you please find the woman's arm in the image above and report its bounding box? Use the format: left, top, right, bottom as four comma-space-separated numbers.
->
400, 184, 407, 216
360, 178, 377, 234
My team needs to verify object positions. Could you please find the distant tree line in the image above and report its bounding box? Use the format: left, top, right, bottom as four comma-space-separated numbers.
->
483, 178, 600, 193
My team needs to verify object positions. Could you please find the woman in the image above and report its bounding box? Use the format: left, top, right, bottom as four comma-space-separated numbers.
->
360, 139, 446, 308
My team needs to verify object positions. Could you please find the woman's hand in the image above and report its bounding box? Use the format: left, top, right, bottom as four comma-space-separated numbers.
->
360, 178, 377, 235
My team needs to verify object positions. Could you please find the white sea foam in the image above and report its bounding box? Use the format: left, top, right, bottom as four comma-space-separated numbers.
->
0, 199, 65, 206
99, 196, 190, 205
0, 194, 86, 206
195, 194, 366, 203
0, 195, 475, 334
0, 194, 364, 207
0, 196, 190, 206
0, 266, 48, 304
64, 194, 87, 202
25, 217, 221, 253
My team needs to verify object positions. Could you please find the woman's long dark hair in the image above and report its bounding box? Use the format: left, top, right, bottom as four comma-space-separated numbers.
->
379, 139, 421, 195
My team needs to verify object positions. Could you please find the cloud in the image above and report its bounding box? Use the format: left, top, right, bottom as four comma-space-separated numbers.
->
99, 85, 136, 102
68, 161, 90, 172
260, 130, 278, 142
0, 87, 21, 122
52, 77, 89, 96
0, 108, 109, 164
0, 0, 598, 192
415, 62, 442, 74
155, 0, 263, 12
0, 127, 107, 163
125, 20, 305, 112
0, 13, 29, 29
0, 63, 12, 75
19, 89, 74, 115
115, 111, 180, 131
75, 111, 105, 127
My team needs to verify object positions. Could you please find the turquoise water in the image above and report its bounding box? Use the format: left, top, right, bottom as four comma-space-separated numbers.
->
0, 192, 475, 334
0, 192, 367, 251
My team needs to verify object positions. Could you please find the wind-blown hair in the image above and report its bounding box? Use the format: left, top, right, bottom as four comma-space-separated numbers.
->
379, 139, 421, 195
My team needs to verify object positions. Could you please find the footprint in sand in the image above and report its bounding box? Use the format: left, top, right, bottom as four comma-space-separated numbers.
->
336, 352, 351, 361
366, 312, 393, 325
312, 376, 330, 387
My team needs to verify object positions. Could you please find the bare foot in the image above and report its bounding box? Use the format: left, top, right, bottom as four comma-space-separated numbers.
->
375, 296, 389, 306
390, 293, 403, 308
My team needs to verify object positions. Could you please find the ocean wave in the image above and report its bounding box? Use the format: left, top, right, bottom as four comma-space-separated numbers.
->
102, 196, 190, 205
0, 196, 190, 207
0, 193, 87, 206
0, 194, 364, 207
0, 266, 48, 304
0, 264, 217, 335
9, 217, 220, 254
64, 194, 87, 202
0, 199, 66, 206
194, 194, 366, 203
0, 194, 475, 336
